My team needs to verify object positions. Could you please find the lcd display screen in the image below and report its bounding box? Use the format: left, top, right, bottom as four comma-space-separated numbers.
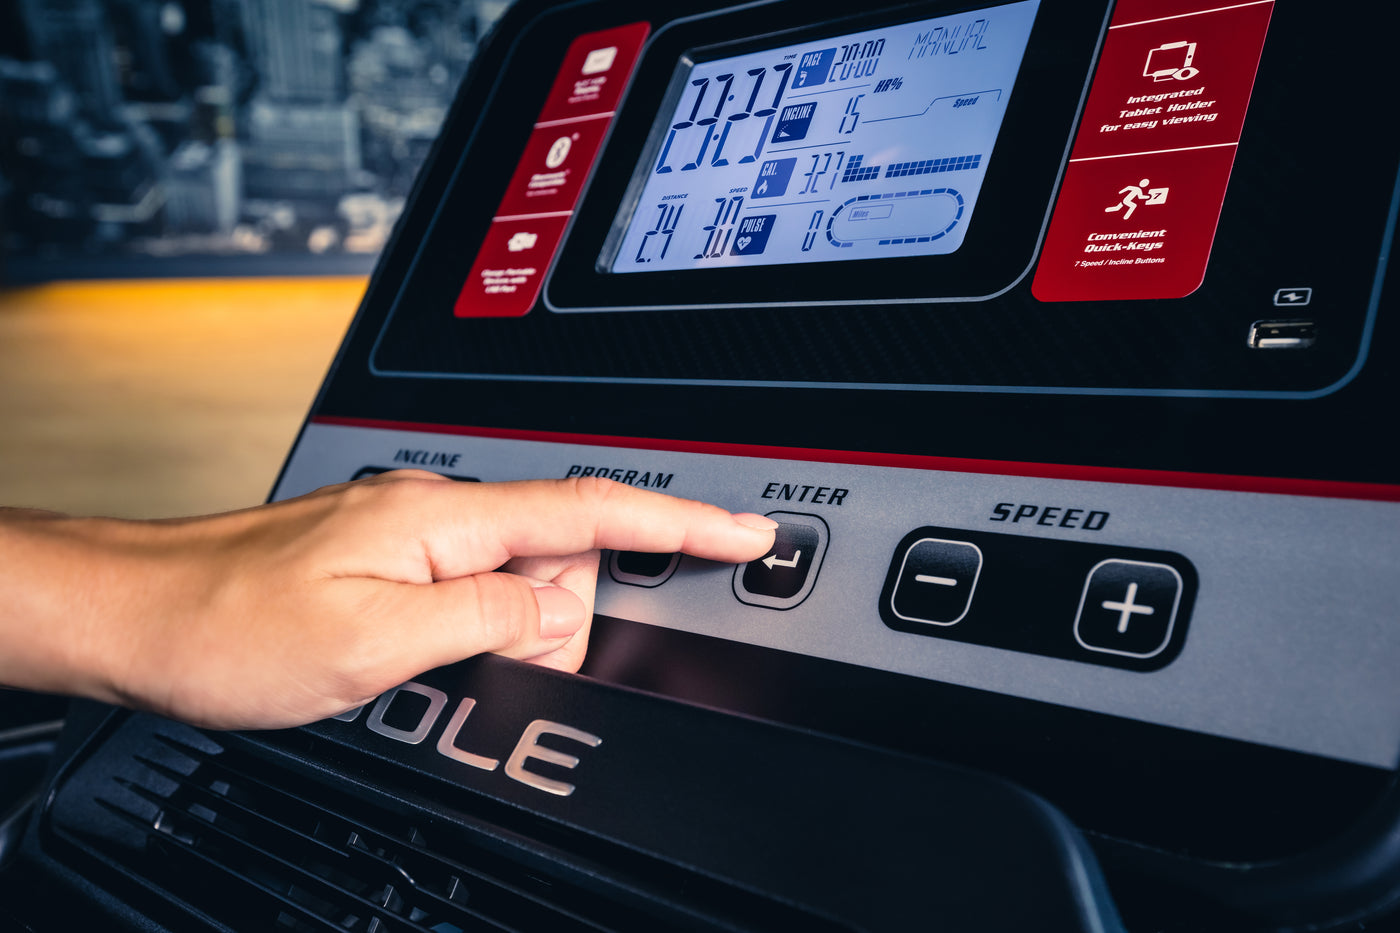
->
606, 0, 1039, 273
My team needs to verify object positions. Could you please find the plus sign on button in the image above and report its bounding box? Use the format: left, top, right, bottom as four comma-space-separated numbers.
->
1074, 560, 1183, 659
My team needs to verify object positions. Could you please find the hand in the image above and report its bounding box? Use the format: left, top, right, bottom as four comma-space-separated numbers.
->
0, 474, 776, 730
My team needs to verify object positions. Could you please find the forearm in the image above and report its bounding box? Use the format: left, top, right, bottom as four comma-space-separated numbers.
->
0, 509, 168, 704
0, 505, 308, 722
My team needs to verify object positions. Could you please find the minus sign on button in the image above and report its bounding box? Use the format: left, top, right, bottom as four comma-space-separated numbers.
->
915, 574, 959, 586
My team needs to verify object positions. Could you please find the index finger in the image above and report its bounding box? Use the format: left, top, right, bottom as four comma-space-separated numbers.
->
431, 477, 777, 570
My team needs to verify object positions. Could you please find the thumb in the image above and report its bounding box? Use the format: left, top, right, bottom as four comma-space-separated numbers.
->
367, 571, 588, 683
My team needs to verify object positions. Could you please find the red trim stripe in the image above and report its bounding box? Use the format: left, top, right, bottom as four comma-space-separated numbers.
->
312, 416, 1400, 502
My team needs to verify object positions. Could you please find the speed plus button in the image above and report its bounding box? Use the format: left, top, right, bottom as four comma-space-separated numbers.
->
1074, 559, 1183, 659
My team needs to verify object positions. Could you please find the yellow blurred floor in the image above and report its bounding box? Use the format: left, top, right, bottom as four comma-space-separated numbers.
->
0, 278, 361, 518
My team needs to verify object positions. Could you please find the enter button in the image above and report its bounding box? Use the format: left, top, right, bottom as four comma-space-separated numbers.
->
734, 512, 829, 610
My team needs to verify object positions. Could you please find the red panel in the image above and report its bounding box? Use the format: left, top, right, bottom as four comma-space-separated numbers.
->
493, 119, 612, 219
1072, 2, 1273, 160
1033, 0, 1272, 302
535, 21, 651, 124
1032, 145, 1236, 301
454, 214, 569, 318
452, 22, 650, 318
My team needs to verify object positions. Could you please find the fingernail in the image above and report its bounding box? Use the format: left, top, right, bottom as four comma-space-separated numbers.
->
533, 585, 586, 639
732, 512, 779, 531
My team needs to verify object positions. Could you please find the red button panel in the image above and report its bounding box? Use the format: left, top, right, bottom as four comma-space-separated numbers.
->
453, 215, 570, 319
492, 117, 612, 219
457, 22, 650, 318
536, 21, 651, 125
1032, 0, 1272, 302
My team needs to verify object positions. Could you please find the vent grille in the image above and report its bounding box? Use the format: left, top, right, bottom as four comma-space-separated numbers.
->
57, 723, 831, 933
95, 733, 630, 932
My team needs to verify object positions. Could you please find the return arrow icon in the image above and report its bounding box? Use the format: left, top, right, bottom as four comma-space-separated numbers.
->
763, 550, 802, 570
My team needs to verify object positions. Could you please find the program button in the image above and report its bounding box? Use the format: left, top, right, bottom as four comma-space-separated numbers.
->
608, 550, 681, 588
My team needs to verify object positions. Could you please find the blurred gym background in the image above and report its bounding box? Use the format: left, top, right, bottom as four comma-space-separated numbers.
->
0, 0, 511, 518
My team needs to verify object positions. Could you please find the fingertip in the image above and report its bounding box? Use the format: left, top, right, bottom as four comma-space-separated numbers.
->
731, 512, 779, 532
727, 512, 778, 561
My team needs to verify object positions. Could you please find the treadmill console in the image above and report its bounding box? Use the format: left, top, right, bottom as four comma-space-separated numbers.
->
281, 0, 1400, 905
24, 1, 1400, 930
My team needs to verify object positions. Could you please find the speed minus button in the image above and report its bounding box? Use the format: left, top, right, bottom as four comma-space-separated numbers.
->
889, 538, 983, 626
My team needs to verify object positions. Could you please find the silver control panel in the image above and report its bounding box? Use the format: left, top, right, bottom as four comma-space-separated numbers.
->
276, 421, 1400, 769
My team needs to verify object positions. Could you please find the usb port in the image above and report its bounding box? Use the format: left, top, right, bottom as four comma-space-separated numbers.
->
1249, 320, 1316, 349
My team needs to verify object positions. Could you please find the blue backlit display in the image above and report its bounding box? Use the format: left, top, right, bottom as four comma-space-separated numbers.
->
608, 0, 1040, 273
